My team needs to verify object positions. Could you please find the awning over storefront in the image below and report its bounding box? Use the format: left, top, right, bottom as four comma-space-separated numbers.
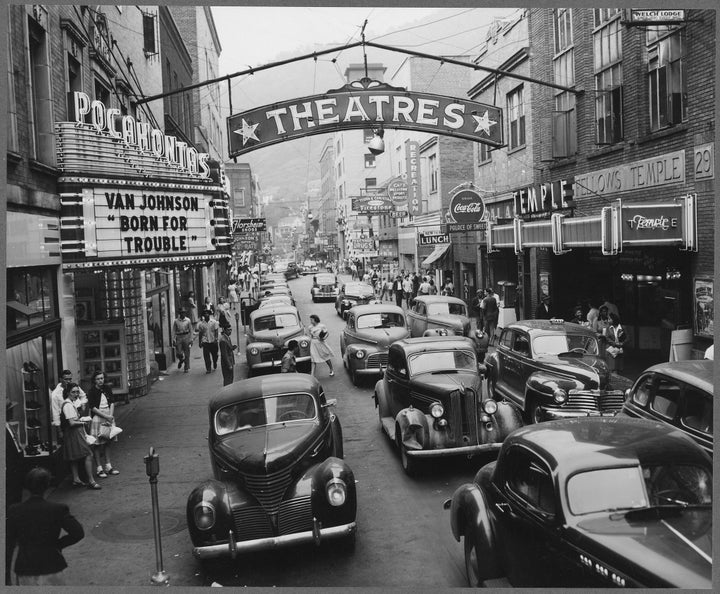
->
421, 242, 451, 266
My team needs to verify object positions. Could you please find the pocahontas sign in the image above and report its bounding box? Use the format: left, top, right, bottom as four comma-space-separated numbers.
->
228, 78, 503, 157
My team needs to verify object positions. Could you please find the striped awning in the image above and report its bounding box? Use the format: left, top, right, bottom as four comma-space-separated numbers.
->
421, 242, 451, 266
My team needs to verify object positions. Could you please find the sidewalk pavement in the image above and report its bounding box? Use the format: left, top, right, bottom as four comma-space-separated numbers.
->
44, 340, 242, 587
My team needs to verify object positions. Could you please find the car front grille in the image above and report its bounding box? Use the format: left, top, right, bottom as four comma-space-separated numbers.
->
560, 390, 626, 414
366, 352, 388, 369
259, 348, 284, 363
448, 389, 479, 446
241, 469, 293, 514
231, 496, 313, 539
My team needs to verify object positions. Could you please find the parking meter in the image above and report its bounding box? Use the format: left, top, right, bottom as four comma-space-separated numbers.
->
144, 446, 159, 478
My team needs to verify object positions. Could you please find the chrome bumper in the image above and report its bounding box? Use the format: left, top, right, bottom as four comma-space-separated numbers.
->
540, 408, 620, 421
406, 443, 502, 458
192, 520, 357, 559
250, 355, 311, 369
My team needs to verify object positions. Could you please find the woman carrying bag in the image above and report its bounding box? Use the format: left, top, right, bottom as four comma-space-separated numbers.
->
87, 371, 120, 479
61, 383, 101, 490
308, 314, 335, 378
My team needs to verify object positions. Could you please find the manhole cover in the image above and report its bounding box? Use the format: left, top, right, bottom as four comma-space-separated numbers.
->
92, 509, 187, 542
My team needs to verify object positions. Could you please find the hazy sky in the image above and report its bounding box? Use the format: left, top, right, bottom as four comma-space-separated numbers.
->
212, 6, 501, 74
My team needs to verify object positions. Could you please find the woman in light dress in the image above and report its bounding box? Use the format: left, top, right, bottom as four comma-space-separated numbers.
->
308, 314, 335, 377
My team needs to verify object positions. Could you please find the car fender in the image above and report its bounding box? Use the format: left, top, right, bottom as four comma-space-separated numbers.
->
186, 479, 235, 546
300, 457, 357, 525
395, 407, 430, 450
374, 379, 388, 411
487, 401, 524, 442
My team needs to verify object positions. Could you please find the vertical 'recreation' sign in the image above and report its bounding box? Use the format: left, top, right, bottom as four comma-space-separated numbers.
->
406, 140, 422, 217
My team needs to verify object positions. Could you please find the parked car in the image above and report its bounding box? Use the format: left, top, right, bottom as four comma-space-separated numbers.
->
187, 374, 357, 563
257, 295, 293, 309
246, 305, 310, 375
258, 280, 289, 294
335, 282, 377, 318
302, 260, 319, 275
373, 337, 522, 475
621, 359, 713, 457
259, 286, 295, 307
445, 416, 712, 588
406, 296, 487, 358
283, 262, 299, 280
311, 273, 339, 303
340, 304, 408, 385
485, 319, 625, 424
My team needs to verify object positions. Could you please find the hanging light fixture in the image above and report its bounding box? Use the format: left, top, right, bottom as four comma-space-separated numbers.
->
368, 126, 385, 155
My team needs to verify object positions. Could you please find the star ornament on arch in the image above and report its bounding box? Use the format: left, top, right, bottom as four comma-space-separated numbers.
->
472, 110, 498, 137
233, 118, 260, 146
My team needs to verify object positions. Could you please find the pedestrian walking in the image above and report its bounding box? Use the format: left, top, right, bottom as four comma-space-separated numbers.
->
185, 291, 199, 330
403, 275, 413, 308
87, 370, 120, 479
471, 289, 484, 328
308, 314, 335, 377
60, 383, 100, 490
172, 309, 194, 372
604, 313, 627, 371
228, 281, 239, 311
216, 297, 232, 330
219, 325, 236, 386
197, 311, 220, 373
6, 467, 85, 586
393, 275, 404, 307
482, 288, 499, 342
428, 278, 438, 295
281, 340, 299, 373
443, 278, 455, 296
350, 262, 358, 280
202, 296, 215, 317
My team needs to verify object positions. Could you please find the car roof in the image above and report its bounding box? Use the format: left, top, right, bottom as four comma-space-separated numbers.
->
391, 336, 475, 353
250, 305, 298, 319
640, 360, 714, 394
413, 295, 466, 305
350, 304, 405, 315
209, 374, 321, 411
503, 417, 710, 479
506, 319, 596, 335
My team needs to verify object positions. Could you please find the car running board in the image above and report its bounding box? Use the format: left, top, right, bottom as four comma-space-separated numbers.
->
380, 417, 396, 441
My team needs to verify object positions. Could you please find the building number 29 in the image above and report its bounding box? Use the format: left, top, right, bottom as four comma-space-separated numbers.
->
694, 143, 714, 180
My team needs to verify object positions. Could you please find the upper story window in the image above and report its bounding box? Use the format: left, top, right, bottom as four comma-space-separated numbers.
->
428, 154, 438, 193
507, 86, 526, 151
365, 153, 376, 168
647, 27, 686, 131
554, 8, 573, 53
593, 12, 623, 144
365, 177, 377, 188
7, 35, 18, 152
478, 142, 492, 165
362, 129, 374, 143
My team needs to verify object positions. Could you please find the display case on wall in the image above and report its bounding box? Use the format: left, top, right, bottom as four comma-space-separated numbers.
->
20, 363, 52, 457
79, 325, 128, 395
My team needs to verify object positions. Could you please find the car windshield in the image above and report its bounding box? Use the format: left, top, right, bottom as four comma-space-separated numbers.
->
215, 393, 317, 435
427, 302, 467, 316
407, 350, 476, 375
253, 313, 298, 331
533, 333, 600, 356
357, 312, 405, 329
345, 284, 374, 298
567, 464, 712, 515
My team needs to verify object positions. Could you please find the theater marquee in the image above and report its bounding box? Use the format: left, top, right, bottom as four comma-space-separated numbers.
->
227, 79, 503, 158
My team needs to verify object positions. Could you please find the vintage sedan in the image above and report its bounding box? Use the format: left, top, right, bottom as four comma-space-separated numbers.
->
621, 359, 713, 457
258, 286, 295, 307
246, 306, 311, 375
187, 374, 357, 562
311, 273, 340, 303
340, 304, 408, 385
335, 282, 377, 318
283, 262, 299, 280
445, 416, 712, 588
486, 319, 625, 424
406, 296, 486, 356
374, 337, 522, 475
257, 295, 293, 310
302, 259, 319, 275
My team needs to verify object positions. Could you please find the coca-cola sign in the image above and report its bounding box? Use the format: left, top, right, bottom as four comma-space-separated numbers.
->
449, 189, 485, 224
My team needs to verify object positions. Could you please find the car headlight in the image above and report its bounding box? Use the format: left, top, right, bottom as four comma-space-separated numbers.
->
430, 402, 444, 418
326, 478, 347, 506
355, 350, 366, 359
482, 399, 498, 415
249, 347, 259, 356
299, 340, 309, 348
553, 388, 568, 404
193, 502, 216, 530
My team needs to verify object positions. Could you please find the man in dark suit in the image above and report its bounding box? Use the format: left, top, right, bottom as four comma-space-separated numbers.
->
6, 467, 84, 585
535, 295, 553, 319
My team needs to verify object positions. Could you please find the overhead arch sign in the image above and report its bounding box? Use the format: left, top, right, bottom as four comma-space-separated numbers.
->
228, 79, 503, 158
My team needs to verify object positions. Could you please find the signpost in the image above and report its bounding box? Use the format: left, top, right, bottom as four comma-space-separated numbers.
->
418, 233, 450, 246
232, 218, 266, 233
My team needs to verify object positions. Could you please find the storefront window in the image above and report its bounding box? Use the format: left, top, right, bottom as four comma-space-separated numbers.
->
6, 267, 57, 332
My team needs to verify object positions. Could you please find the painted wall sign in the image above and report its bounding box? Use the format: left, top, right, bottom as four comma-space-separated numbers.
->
627, 9, 686, 23
574, 150, 686, 198
232, 218, 267, 232
351, 195, 394, 213
419, 233, 450, 245
449, 188, 486, 224
447, 222, 485, 233
227, 79, 503, 158
387, 177, 409, 207
67, 92, 210, 179
406, 140, 422, 217
513, 178, 574, 217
